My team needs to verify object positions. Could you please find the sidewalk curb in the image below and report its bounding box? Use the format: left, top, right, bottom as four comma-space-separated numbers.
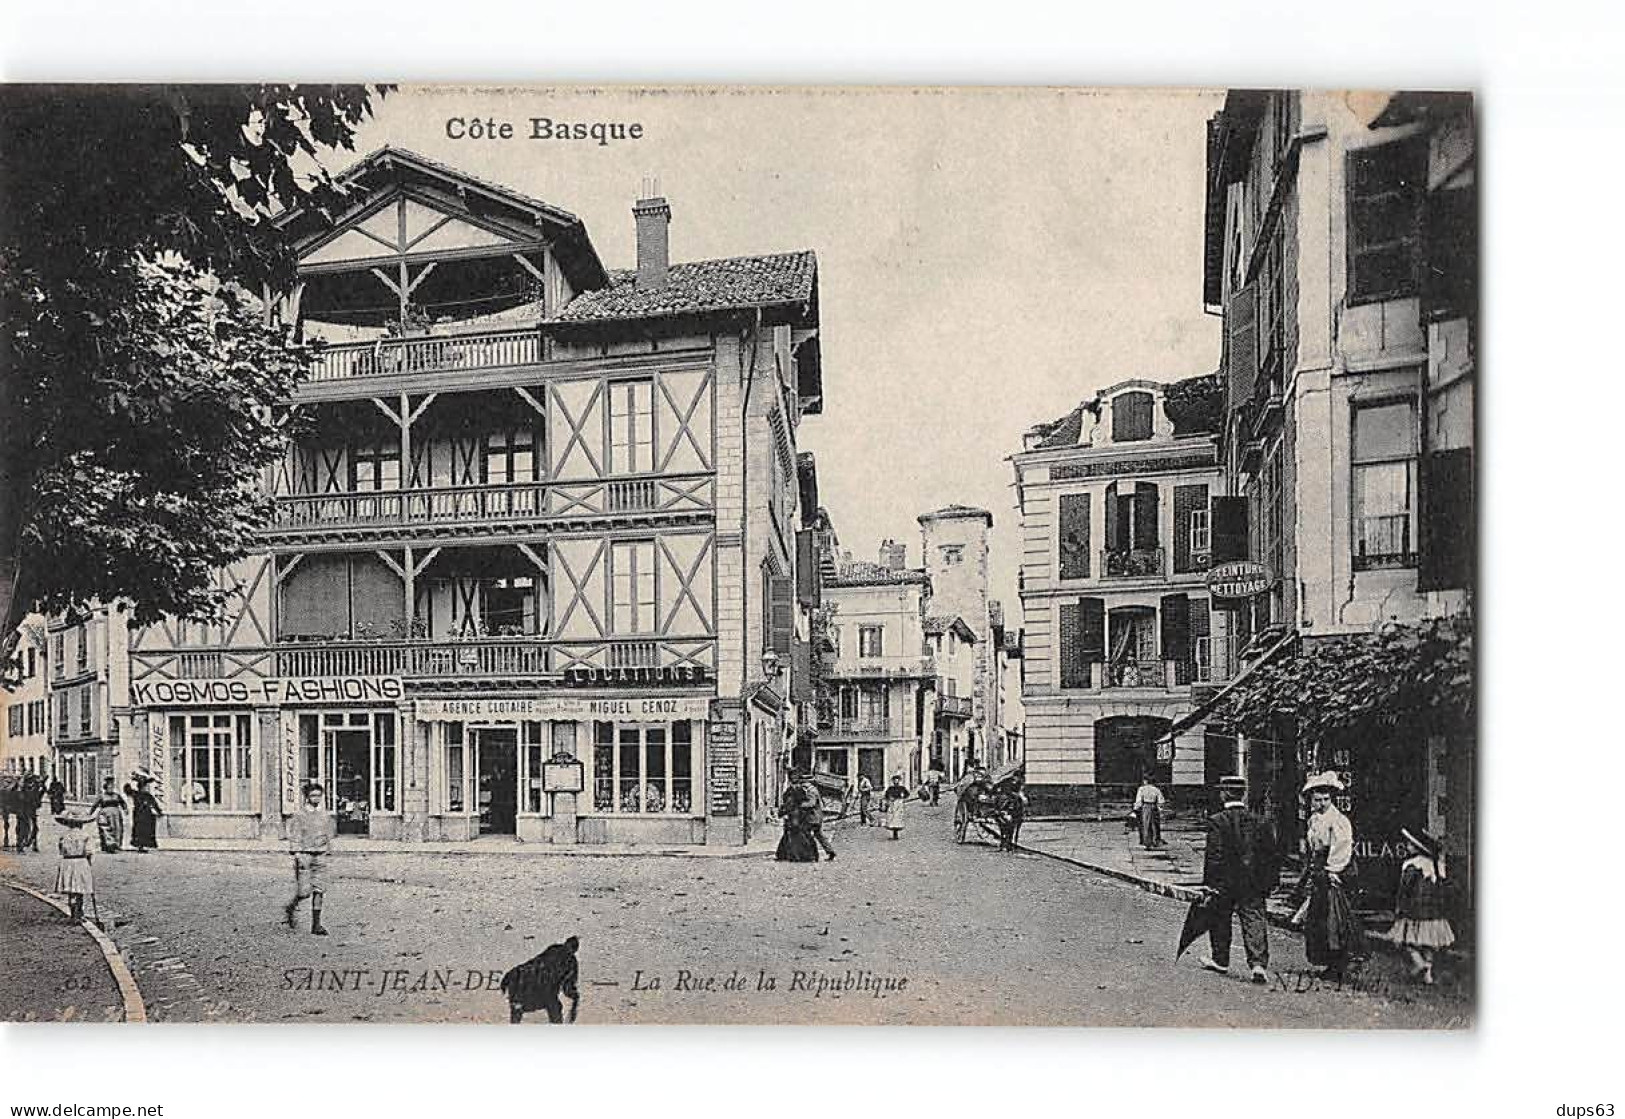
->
2, 878, 148, 1024
1014, 841, 1207, 904
149, 841, 779, 859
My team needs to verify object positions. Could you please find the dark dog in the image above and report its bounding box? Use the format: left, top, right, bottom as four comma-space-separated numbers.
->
500, 936, 580, 1024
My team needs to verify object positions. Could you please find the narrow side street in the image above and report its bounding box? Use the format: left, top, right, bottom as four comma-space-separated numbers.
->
1, 808, 1469, 1026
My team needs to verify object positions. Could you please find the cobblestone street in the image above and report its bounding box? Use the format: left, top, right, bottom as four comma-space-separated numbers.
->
1, 808, 1470, 1027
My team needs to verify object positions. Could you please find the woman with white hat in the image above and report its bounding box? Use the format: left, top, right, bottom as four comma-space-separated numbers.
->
1298, 771, 1365, 981
53, 810, 96, 923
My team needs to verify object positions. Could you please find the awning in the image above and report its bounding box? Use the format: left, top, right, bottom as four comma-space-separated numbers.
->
1154, 630, 1298, 744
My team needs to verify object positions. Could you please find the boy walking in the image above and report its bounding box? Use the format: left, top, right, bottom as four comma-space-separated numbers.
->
285, 782, 333, 935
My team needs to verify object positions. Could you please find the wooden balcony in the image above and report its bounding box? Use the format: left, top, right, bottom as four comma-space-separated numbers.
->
274, 638, 552, 679
310, 327, 544, 384
263, 474, 714, 543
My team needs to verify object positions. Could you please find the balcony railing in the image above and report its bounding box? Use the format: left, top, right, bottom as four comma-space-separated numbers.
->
1102, 547, 1165, 578
275, 638, 552, 679
1354, 515, 1416, 571
311, 328, 544, 383
936, 693, 973, 718
825, 656, 936, 680
819, 716, 892, 737
1104, 660, 1170, 689
268, 475, 713, 535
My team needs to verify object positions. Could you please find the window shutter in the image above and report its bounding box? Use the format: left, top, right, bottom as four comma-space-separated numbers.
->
1210, 496, 1249, 562
1080, 597, 1105, 666
1160, 593, 1191, 665
1347, 138, 1427, 305
1135, 481, 1160, 550
1058, 602, 1085, 688
1422, 183, 1476, 323
1173, 484, 1208, 573
769, 574, 794, 656
795, 530, 820, 608
1227, 282, 1259, 412
791, 637, 812, 700
1420, 447, 1473, 591
1058, 492, 1091, 579
1105, 482, 1124, 552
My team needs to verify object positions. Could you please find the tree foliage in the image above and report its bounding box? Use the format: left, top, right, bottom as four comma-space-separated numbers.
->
0, 84, 387, 639
1213, 610, 1474, 745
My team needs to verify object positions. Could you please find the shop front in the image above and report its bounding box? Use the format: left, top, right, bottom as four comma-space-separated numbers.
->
413, 693, 715, 845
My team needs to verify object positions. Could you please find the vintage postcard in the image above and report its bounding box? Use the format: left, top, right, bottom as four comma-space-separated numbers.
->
0, 83, 1475, 1027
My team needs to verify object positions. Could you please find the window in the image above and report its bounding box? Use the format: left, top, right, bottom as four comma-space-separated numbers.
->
26, 648, 36, 678
939, 545, 963, 567
858, 625, 884, 658
352, 438, 401, 492
76, 627, 88, 672
56, 692, 68, 738
1112, 392, 1154, 442
1347, 139, 1426, 305
481, 576, 537, 636
523, 722, 549, 814
611, 540, 657, 635
51, 634, 63, 678
7, 707, 21, 738
168, 713, 255, 811
483, 428, 539, 485
1058, 492, 1091, 580
591, 720, 696, 815
28, 700, 44, 736
1353, 399, 1419, 569
444, 723, 466, 813
79, 688, 92, 737
608, 379, 655, 474
372, 714, 397, 815
1190, 508, 1211, 556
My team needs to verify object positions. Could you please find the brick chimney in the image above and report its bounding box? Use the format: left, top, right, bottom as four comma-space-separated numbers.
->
878, 539, 907, 570
633, 180, 671, 290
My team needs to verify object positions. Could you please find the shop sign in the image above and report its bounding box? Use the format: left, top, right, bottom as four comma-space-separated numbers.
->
1206, 561, 1273, 600
563, 665, 711, 687
130, 676, 405, 708
414, 695, 712, 722
542, 755, 585, 793
708, 720, 739, 817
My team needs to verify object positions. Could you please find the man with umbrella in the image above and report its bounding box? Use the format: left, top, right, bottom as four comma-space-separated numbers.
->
1192, 775, 1279, 984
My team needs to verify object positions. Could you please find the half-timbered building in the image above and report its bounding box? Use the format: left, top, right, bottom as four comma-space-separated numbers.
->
117, 148, 823, 846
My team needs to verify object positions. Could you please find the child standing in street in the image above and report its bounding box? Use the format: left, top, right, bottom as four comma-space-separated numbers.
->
53, 811, 95, 923
284, 782, 333, 935
1381, 826, 1455, 985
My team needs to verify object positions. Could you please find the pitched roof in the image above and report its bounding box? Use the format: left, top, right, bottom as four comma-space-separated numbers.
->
924, 615, 977, 642
917, 503, 993, 527
827, 562, 930, 589
553, 251, 817, 324
1031, 402, 1092, 450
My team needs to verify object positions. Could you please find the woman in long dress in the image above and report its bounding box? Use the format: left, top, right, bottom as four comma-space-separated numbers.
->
882, 775, 910, 839
775, 774, 819, 862
126, 772, 164, 853
91, 777, 126, 854
1298, 772, 1365, 981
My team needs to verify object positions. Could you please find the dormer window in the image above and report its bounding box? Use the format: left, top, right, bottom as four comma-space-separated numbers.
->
1112, 392, 1153, 442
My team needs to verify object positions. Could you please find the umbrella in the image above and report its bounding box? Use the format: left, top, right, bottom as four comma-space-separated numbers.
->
1176, 892, 1219, 959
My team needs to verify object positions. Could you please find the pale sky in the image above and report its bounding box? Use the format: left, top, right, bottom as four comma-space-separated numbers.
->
342, 85, 1225, 613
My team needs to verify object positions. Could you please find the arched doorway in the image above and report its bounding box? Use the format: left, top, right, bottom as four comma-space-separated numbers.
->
1094, 715, 1172, 805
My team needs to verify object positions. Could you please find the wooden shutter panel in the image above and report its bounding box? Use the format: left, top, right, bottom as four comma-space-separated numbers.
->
791, 637, 812, 700
1173, 484, 1208, 573
1058, 602, 1085, 688
1160, 593, 1190, 665
769, 574, 794, 657
1227, 282, 1259, 412
1135, 482, 1160, 550
795, 530, 820, 608
1211, 496, 1249, 562
1058, 492, 1091, 579
1105, 483, 1125, 552
1420, 447, 1474, 591
1080, 597, 1105, 665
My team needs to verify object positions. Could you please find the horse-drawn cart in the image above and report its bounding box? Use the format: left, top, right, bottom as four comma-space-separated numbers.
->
953, 767, 1026, 850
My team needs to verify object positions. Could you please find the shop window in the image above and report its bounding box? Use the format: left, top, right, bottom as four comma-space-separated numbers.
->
1352, 399, 1419, 570
858, 626, 883, 658
523, 722, 548, 814
444, 723, 466, 813
591, 719, 696, 815
168, 713, 254, 811
611, 540, 657, 635
608, 379, 655, 475
372, 713, 397, 814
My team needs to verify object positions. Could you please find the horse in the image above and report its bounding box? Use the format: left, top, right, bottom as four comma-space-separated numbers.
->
989, 777, 1027, 852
